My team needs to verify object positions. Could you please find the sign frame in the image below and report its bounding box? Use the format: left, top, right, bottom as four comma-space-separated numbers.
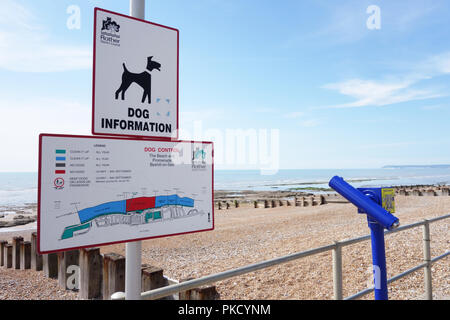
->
91, 7, 179, 140
37, 133, 214, 254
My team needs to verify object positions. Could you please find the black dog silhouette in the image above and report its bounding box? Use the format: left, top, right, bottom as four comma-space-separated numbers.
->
115, 56, 161, 104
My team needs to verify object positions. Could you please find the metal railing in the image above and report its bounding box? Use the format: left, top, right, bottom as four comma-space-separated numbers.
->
112, 213, 450, 300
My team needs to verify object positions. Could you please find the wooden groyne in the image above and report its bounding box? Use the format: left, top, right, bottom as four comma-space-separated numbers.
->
214, 184, 450, 210
0, 232, 219, 300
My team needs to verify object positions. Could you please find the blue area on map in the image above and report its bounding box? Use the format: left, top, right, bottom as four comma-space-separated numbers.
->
155, 195, 194, 208
76, 195, 194, 224
78, 200, 126, 224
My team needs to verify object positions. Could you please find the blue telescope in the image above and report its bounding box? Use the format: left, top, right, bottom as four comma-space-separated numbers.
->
329, 176, 400, 300
329, 176, 399, 230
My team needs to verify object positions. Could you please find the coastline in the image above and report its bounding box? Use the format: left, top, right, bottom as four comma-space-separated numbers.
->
1, 183, 449, 232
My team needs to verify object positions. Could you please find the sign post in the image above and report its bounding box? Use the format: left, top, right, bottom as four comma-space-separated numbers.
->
126, 0, 145, 301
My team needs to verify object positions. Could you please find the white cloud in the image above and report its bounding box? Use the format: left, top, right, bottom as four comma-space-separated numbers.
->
422, 52, 450, 75
0, 0, 91, 72
421, 104, 447, 110
283, 111, 304, 118
253, 107, 277, 113
359, 141, 417, 149
0, 0, 37, 31
321, 73, 445, 109
300, 119, 321, 128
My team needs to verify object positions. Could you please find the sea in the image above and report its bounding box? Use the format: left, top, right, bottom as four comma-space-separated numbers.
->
1, 168, 450, 207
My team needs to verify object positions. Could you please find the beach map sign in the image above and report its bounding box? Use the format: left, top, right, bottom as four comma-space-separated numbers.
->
38, 134, 213, 254
92, 7, 179, 139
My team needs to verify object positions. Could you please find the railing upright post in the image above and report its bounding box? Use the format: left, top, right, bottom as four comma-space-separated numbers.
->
422, 220, 432, 300
332, 241, 343, 300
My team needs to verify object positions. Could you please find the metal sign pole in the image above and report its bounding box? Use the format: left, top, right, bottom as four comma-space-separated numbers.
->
130, 0, 146, 19
125, 0, 146, 300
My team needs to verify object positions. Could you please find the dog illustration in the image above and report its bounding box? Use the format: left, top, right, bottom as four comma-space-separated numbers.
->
115, 56, 161, 104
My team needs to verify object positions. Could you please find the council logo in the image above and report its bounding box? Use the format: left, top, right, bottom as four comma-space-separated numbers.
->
100, 17, 121, 46
192, 147, 207, 171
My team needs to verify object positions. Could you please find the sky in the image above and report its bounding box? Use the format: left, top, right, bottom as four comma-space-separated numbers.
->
0, 0, 450, 171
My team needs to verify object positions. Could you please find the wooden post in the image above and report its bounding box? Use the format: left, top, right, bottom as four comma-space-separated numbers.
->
31, 232, 43, 271
79, 248, 103, 300
0, 240, 7, 267
102, 253, 125, 300
4, 244, 12, 268
12, 236, 23, 269
20, 241, 31, 270
319, 195, 326, 205
43, 253, 58, 278
58, 250, 80, 290
179, 278, 220, 300
141, 266, 169, 299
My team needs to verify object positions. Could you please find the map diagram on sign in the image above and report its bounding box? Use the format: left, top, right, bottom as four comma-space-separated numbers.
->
39, 134, 213, 253
60, 194, 209, 240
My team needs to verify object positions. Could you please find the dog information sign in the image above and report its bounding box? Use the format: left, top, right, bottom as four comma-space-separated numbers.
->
92, 8, 179, 139
38, 134, 213, 253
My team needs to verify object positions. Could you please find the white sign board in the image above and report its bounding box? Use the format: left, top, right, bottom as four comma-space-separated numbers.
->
38, 134, 213, 254
92, 8, 179, 139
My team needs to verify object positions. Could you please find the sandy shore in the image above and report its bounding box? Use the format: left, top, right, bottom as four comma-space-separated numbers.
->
1, 194, 449, 300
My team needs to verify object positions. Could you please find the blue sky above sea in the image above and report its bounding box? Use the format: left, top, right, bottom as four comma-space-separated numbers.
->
1, 0, 450, 171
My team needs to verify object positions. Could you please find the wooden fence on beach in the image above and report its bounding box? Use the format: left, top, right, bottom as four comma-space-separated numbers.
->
0, 232, 219, 300
214, 185, 450, 210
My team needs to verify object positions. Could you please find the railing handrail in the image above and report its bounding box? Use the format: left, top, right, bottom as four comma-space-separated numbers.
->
112, 213, 450, 300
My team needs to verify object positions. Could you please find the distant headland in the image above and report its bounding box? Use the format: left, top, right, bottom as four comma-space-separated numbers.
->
383, 164, 450, 169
